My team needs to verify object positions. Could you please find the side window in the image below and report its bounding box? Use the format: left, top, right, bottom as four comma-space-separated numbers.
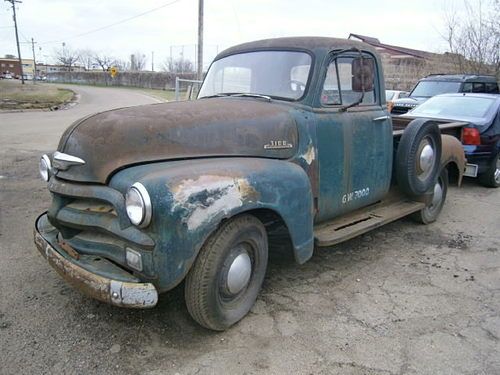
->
472, 82, 485, 93
485, 82, 499, 94
462, 82, 473, 92
321, 55, 376, 106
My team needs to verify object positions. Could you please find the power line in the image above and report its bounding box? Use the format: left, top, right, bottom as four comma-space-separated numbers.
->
39, 0, 184, 45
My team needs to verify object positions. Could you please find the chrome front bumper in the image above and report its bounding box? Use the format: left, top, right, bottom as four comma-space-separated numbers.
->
34, 213, 158, 308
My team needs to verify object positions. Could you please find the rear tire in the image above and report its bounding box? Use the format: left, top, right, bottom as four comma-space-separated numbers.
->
478, 153, 500, 188
185, 214, 268, 331
411, 168, 448, 224
396, 119, 442, 196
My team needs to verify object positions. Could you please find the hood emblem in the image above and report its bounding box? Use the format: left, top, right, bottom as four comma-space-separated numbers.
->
52, 151, 86, 171
264, 140, 293, 150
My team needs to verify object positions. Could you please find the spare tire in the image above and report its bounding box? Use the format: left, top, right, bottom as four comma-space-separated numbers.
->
396, 119, 442, 196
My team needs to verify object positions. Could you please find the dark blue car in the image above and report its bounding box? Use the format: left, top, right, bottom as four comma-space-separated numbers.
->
403, 93, 500, 187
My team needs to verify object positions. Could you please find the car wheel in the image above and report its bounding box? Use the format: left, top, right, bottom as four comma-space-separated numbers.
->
396, 119, 442, 196
479, 153, 500, 188
185, 214, 268, 331
411, 168, 448, 224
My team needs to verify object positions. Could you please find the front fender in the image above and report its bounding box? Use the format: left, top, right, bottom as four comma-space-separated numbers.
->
110, 158, 314, 292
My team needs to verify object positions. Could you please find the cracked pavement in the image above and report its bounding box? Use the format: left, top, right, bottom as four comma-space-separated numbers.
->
1, 84, 499, 375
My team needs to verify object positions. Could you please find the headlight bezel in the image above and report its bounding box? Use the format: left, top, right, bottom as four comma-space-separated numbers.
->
39, 154, 52, 182
125, 182, 152, 228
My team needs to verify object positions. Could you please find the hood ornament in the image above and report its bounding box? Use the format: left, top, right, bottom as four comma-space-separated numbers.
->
52, 151, 86, 171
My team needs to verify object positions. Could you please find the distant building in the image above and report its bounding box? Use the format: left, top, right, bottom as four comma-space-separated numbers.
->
348, 33, 460, 90
36, 64, 86, 76
21, 58, 35, 78
0, 57, 21, 76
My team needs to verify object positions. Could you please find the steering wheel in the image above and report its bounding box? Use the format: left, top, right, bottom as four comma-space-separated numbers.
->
290, 79, 306, 92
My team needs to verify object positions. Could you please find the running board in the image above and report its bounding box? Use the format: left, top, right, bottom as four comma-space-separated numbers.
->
314, 199, 425, 247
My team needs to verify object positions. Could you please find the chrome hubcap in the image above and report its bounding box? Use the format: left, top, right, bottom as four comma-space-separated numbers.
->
431, 179, 443, 208
226, 251, 252, 295
419, 143, 435, 175
495, 157, 500, 184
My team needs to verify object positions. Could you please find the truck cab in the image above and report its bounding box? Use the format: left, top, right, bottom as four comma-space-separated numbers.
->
34, 37, 465, 330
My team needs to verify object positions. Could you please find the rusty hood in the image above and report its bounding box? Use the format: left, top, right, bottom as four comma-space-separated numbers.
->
55, 98, 299, 183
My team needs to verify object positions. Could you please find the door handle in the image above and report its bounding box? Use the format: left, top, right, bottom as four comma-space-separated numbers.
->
373, 115, 390, 122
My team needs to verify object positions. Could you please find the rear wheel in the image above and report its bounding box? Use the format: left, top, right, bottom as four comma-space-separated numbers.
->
479, 153, 500, 188
185, 214, 268, 331
411, 168, 448, 224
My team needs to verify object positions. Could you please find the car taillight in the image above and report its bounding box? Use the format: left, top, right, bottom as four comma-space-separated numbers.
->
462, 127, 481, 145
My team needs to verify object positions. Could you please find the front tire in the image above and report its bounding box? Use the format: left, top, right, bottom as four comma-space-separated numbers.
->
479, 153, 500, 188
185, 214, 268, 331
411, 168, 448, 224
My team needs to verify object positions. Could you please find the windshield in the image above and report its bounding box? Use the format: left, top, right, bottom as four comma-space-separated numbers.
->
198, 51, 312, 100
410, 95, 497, 121
410, 81, 461, 98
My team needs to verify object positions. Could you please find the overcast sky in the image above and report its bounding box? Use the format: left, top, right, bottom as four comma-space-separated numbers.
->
0, 0, 471, 70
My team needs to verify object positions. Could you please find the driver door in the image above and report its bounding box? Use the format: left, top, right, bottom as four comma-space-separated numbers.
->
315, 52, 392, 222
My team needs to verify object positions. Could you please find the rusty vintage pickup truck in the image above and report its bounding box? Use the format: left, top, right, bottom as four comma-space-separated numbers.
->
34, 37, 466, 330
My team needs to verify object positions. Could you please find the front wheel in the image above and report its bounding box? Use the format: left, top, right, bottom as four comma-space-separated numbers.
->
411, 167, 448, 224
185, 214, 268, 331
479, 153, 500, 188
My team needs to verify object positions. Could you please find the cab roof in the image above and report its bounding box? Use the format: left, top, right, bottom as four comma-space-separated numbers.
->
215, 36, 377, 60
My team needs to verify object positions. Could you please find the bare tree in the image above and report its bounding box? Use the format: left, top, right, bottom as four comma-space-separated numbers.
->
78, 49, 94, 71
130, 52, 147, 71
93, 53, 116, 71
114, 59, 130, 71
162, 57, 195, 73
54, 45, 80, 71
440, 0, 499, 77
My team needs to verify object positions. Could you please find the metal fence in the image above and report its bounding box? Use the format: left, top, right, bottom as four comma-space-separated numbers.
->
174, 77, 203, 101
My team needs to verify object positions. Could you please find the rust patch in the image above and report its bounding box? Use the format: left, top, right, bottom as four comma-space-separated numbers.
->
171, 175, 257, 230
59, 240, 80, 260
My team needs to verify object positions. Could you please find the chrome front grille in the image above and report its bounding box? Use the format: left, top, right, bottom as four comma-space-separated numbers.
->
47, 178, 155, 276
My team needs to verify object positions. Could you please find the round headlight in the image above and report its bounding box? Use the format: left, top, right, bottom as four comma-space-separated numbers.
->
125, 182, 152, 227
39, 154, 51, 182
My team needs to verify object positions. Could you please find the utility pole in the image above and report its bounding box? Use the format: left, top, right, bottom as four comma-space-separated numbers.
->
5, 0, 24, 84
31, 37, 37, 82
197, 0, 204, 80
151, 51, 154, 71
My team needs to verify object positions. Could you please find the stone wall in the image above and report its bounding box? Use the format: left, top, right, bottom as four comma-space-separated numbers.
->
381, 53, 461, 91
46, 71, 197, 90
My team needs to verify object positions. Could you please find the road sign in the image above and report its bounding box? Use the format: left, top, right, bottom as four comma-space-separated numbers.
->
110, 66, 118, 78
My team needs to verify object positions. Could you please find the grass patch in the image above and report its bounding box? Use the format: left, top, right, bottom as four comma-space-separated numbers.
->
136, 88, 177, 102
0, 80, 74, 110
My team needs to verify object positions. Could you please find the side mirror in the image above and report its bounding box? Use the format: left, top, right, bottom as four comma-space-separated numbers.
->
352, 57, 374, 92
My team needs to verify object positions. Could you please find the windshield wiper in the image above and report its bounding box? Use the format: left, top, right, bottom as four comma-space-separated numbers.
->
228, 93, 272, 102
198, 92, 272, 102
198, 93, 230, 99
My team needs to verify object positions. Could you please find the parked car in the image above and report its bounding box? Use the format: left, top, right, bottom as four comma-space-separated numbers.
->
386, 90, 409, 112
1, 73, 13, 79
391, 74, 499, 115
33, 37, 466, 330
400, 93, 500, 187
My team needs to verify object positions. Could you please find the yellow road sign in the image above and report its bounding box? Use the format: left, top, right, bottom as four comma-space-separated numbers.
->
110, 66, 118, 78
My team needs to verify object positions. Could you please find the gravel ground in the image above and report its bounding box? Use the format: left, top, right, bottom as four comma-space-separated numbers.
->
0, 85, 499, 375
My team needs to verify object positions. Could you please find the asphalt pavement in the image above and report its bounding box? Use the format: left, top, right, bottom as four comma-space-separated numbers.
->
0, 84, 499, 375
